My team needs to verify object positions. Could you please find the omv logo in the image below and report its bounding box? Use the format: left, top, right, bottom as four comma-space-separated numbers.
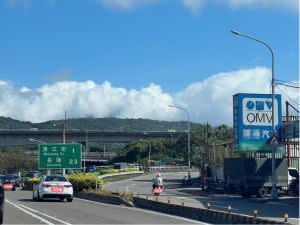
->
246, 100, 272, 111
242, 97, 278, 126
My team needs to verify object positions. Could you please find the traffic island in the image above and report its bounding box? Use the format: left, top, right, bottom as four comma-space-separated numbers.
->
132, 196, 288, 224
74, 190, 291, 224
74, 191, 133, 207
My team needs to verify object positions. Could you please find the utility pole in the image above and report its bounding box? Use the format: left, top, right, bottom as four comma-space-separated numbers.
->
62, 109, 66, 176
84, 130, 88, 173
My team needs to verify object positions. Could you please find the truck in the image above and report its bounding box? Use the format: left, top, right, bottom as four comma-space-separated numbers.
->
223, 158, 295, 198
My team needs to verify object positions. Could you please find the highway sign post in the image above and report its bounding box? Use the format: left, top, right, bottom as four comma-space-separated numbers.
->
39, 143, 82, 169
233, 93, 283, 152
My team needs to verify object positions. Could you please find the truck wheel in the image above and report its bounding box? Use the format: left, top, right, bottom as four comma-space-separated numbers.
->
257, 187, 268, 198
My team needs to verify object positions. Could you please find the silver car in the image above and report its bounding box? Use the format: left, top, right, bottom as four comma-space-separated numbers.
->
33, 175, 73, 202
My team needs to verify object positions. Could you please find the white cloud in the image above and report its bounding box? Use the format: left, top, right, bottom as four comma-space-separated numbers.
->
20, 86, 31, 93
175, 67, 271, 124
97, 0, 158, 10
180, 0, 298, 12
225, 0, 298, 11
181, 0, 205, 13
0, 67, 299, 125
6, 0, 32, 9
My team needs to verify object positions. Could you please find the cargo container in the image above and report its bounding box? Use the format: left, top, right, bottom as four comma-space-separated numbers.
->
224, 158, 292, 197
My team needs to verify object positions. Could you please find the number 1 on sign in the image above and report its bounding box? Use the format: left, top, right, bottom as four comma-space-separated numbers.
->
72, 148, 75, 154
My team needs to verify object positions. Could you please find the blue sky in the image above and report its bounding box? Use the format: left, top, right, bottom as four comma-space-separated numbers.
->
0, 0, 299, 123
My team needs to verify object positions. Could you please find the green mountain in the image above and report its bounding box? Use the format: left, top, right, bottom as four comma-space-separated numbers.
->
0, 116, 203, 132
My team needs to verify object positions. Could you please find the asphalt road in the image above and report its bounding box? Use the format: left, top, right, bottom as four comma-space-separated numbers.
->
3, 190, 206, 224
104, 172, 300, 225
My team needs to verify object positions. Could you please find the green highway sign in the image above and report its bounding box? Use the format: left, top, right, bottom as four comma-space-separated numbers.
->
39, 144, 82, 169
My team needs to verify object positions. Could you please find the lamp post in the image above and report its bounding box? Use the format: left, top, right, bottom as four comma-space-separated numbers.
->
29, 138, 46, 144
28, 138, 49, 175
85, 130, 88, 173
168, 105, 191, 177
140, 139, 151, 171
231, 30, 278, 200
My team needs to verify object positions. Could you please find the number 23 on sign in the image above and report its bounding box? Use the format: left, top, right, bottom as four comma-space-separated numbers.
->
69, 159, 78, 165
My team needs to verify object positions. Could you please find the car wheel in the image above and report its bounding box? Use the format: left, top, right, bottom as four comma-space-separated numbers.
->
0, 201, 3, 225
37, 192, 43, 202
67, 197, 73, 202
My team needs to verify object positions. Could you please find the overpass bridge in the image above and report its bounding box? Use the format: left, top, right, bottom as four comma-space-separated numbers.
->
0, 129, 184, 147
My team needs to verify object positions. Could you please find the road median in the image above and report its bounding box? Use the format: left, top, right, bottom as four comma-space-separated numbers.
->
74, 190, 288, 224
74, 191, 134, 207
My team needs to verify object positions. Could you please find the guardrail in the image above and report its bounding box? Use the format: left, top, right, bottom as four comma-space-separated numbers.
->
150, 166, 198, 171
97, 171, 144, 179
95, 171, 144, 190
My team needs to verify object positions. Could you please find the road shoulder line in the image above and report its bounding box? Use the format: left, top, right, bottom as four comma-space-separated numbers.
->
16, 202, 72, 225
5, 200, 54, 225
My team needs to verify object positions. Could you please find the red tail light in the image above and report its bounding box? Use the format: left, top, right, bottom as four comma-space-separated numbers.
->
64, 184, 72, 188
41, 183, 51, 188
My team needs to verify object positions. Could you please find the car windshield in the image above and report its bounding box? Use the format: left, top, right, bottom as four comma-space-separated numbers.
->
45, 176, 68, 182
0, 176, 13, 181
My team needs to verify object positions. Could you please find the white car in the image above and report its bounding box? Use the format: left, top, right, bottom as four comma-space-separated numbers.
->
33, 175, 73, 202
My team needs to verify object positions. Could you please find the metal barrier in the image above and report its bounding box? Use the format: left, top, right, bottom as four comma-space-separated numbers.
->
150, 166, 198, 171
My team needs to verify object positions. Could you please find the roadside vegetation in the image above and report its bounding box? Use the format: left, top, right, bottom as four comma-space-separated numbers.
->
110, 124, 234, 168
0, 148, 37, 174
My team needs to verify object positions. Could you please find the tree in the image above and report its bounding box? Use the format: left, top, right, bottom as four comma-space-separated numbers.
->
0, 148, 38, 174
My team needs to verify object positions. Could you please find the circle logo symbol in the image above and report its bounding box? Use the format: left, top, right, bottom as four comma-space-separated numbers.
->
246, 101, 255, 110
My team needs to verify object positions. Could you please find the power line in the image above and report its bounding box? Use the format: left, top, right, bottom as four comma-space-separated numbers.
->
277, 86, 300, 110
276, 81, 299, 89
275, 79, 300, 85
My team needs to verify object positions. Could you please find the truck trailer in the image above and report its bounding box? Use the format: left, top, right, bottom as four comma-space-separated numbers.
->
224, 158, 290, 198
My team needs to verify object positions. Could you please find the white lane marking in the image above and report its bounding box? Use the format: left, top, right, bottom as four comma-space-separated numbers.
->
5, 200, 54, 225
16, 202, 72, 225
74, 197, 209, 224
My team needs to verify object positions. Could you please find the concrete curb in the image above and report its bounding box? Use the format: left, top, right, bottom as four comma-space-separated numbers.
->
74, 192, 133, 207
74, 192, 290, 224
132, 197, 288, 224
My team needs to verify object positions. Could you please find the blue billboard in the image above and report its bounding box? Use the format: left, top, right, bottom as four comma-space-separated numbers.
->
233, 93, 283, 152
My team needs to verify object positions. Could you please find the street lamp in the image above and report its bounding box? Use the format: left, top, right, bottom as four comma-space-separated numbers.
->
85, 130, 88, 174
231, 30, 278, 200
29, 138, 50, 175
168, 105, 191, 177
29, 138, 46, 144
140, 139, 151, 171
